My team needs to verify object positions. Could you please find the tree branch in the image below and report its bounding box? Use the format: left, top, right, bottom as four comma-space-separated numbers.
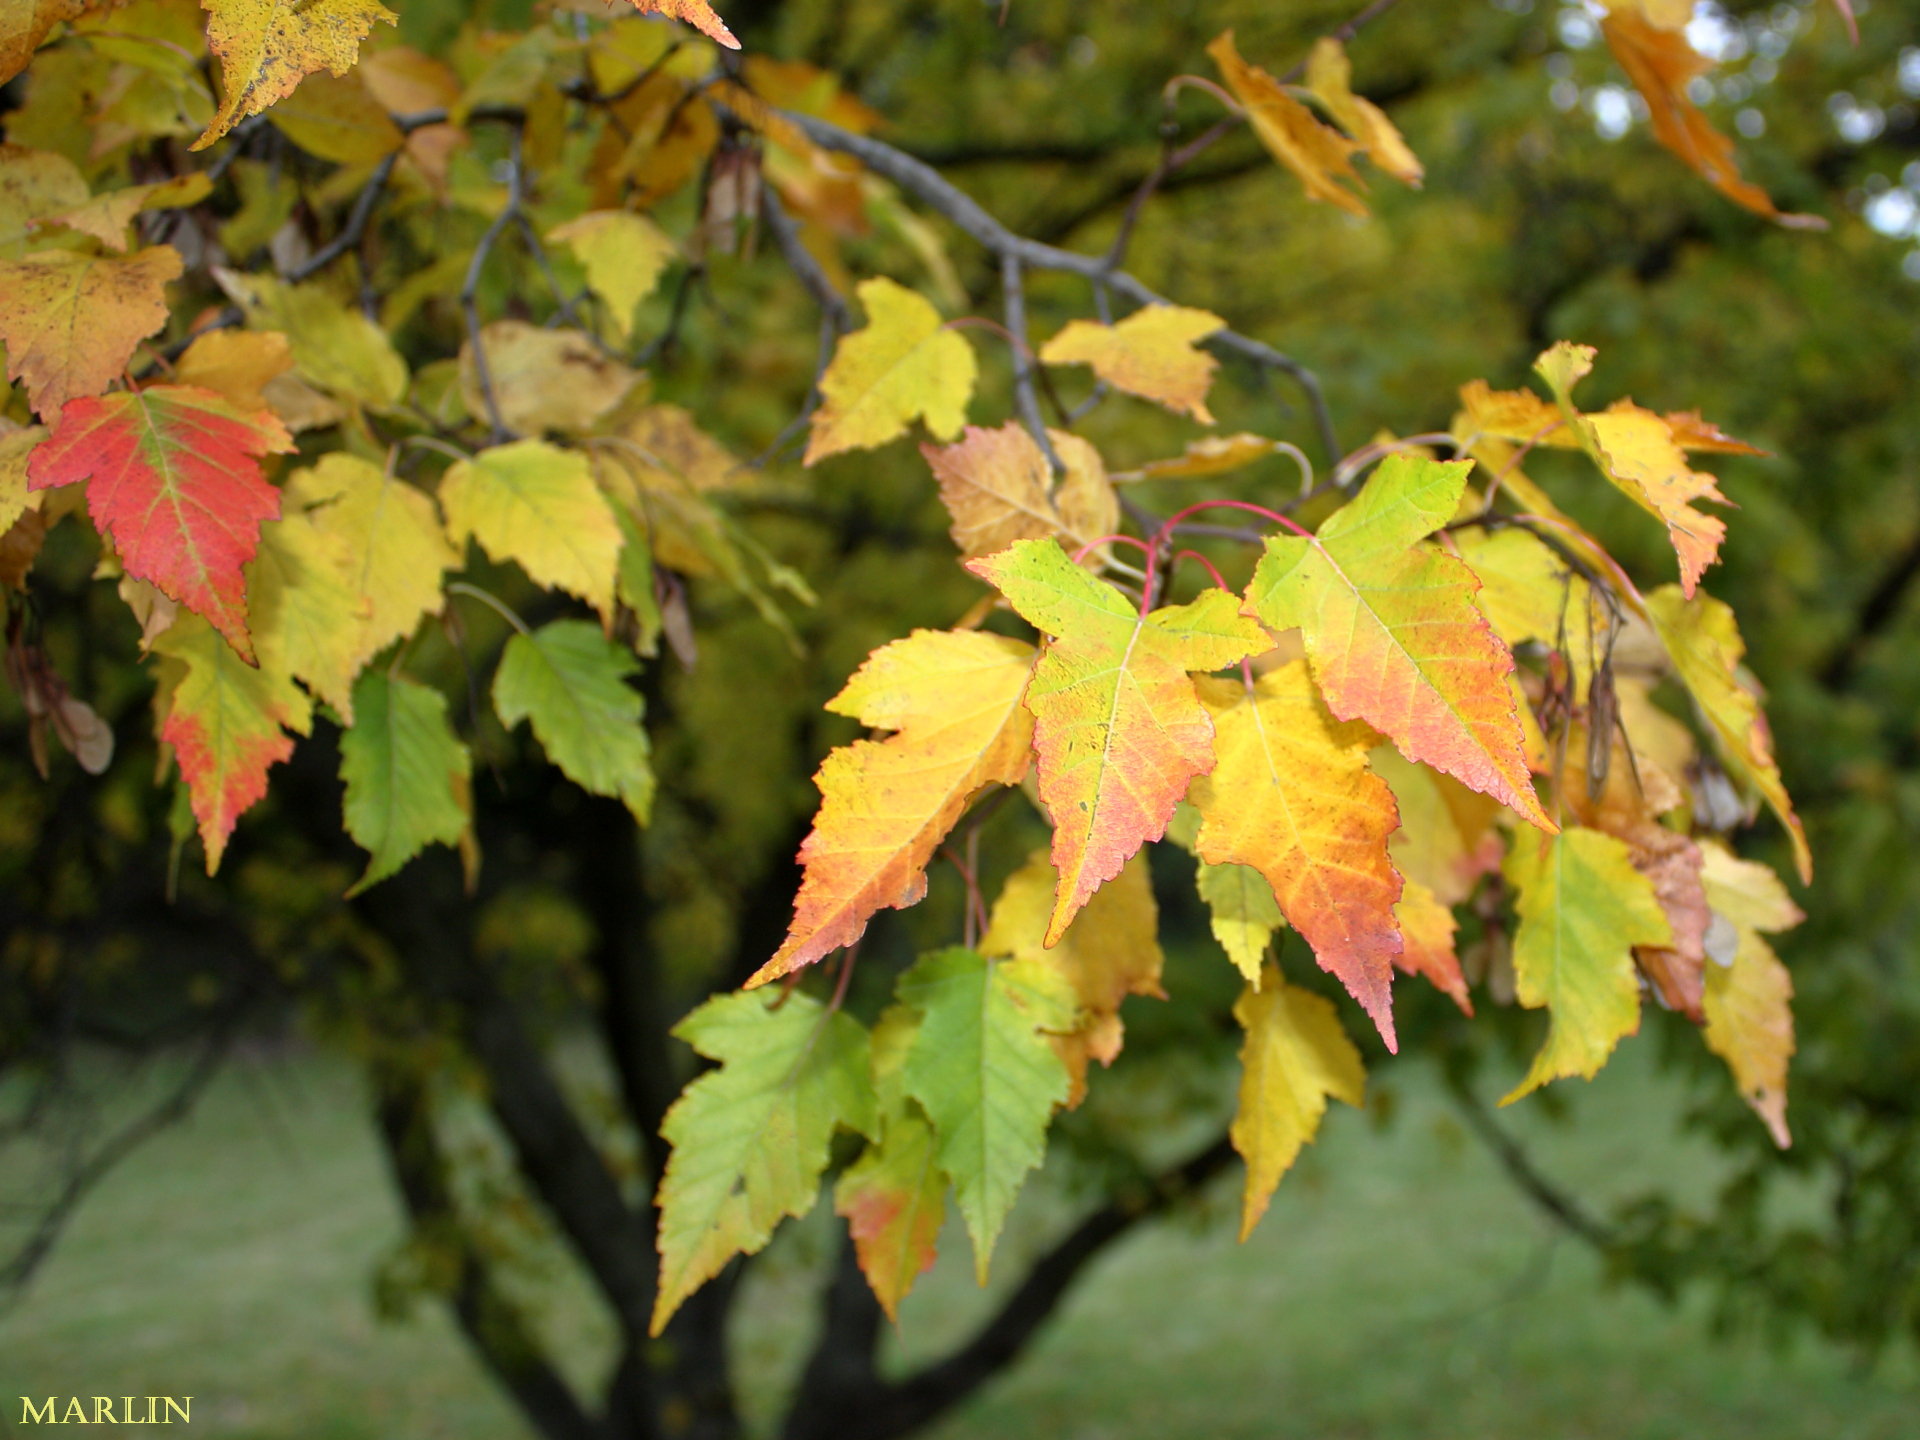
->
374, 1073, 606, 1440
738, 105, 1342, 464
1448, 1079, 1616, 1251
781, 1133, 1237, 1440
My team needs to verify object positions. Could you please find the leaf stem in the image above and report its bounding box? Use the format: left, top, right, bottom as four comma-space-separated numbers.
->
446, 582, 534, 640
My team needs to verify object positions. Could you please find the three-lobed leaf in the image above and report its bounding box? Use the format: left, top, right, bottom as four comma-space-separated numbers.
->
804, 277, 976, 464
1245, 455, 1552, 831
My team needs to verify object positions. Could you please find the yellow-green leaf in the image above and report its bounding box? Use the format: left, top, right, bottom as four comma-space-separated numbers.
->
804, 276, 975, 464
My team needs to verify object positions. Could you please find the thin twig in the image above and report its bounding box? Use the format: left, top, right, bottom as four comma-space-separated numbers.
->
286, 151, 399, 284
761, 183, 852, 331
460, 129, 527, 440
1000, 254, 1064, 470
724, 103, 1343, 464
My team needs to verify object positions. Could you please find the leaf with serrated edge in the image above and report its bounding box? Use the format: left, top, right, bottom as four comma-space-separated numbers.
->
833, 1005, 945, 1320
1244, 455, 1551, 831
1039, 306, 1224, 424
247, 505, 368, 719
1232, 975, 1365, 1240
1501, 827, 1672, 1104
195, 0, 399, 150
627, 0, 738, 48
494, 619, 654, 823
29, 384, 292, 661
1164, 803, 1286, 985
754, 628, 1036, 986
442, 440, 621, 622
1191, 663, 1404, 1049
651, 990, 873, 1335
1534, 343, 1736, 598
899, 948, 1073, 1281
0, 246, 179, 419
1395, 879, 1471, 1013
1699, 842, 1800, 1147
981, 849, 1164, 1105
153, 614, 308, 873
283, 453, 457, 671
339, 671, 470, 894
548, 211, 677, 342
1304, 38, 1422, 186
921, 422, 1118, 559
804, 277, 976, 464
970, 537, 1268, 944
1645, 584, 1809, 882
1209, 30, 1367, 216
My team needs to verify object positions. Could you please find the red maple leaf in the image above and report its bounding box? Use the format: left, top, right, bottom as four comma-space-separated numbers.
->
27, 385, 292, 662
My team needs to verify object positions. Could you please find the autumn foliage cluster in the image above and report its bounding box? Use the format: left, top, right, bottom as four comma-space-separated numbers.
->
0, 0, 1827, 1340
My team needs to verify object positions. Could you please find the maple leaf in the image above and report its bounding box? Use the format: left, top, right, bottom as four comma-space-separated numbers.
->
1699, 841, 1802, 1147
152, 614, 308, 873
215, 269, 409, 409
339, 671, 471, 894
1231, 975, 1365, 1240
0, 0, 93, 87
625, 0, 738, 49
459, 322, 639, 436
899, 947, 1073, 1280
1164, 801, 1285, 984
1599, 6, 1822, 229
174, 330, 295, 412
1209, 30, 1368, 217
1244, 455, 1551, 831
440, 440, 621, 623
0, 423, 45, 535
548, 211, 677, 342
1304, 38, 1423, 187
1395, 879, 1471, 1014
1449, 525, 1608, 692
1501, 826, 1673, 1103
754, 627, 1036, 987
0, 143, 90, 253
968, 537, 1269, 944
0, 245, 179, 419
1114, 433, 1296, 484
493, 619, 655, 824
1534, 342, 1740, 598
262, 71, 402, 166
281, 453, 457, 672
920, 422, 1119, 559
1189, 663, 1405, 1049
981, 849, 1165, 1105
803, 276, 976, 465
29, 384, 292, 661
1038, 306, 1225, 424
246, 503, 368, 718
833, 1005, 945, 1321
194, 0, 399, 151
651, 990, 873, 1336
36, 174, 212, 251
1645, 584, 1810, 882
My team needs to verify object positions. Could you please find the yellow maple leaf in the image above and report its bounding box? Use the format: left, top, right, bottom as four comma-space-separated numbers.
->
0, 245, 180, 419
920, 421, 1119, 559
1699, 841, 1802, 1148
1231, 974, 1365, 1240
1190, 664, 1405, 1050
282, 453, 457, 675
174, 329, 295, 412
753, 628, 1036, 986
1038, 305, 1225, 425
548, 211, 678, 342
194, 0, 398, 151
1209, 30, 1368, 218
982, 849, 1164, 1106
1645, 584, 1809, 883
442, 440, 622, 622
459, 322, 640, 437
1304, 38, 1422, 187
804, 277, 976, 464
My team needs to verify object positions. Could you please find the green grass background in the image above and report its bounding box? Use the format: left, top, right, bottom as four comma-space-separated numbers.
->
1, 1041, 1913, 1439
